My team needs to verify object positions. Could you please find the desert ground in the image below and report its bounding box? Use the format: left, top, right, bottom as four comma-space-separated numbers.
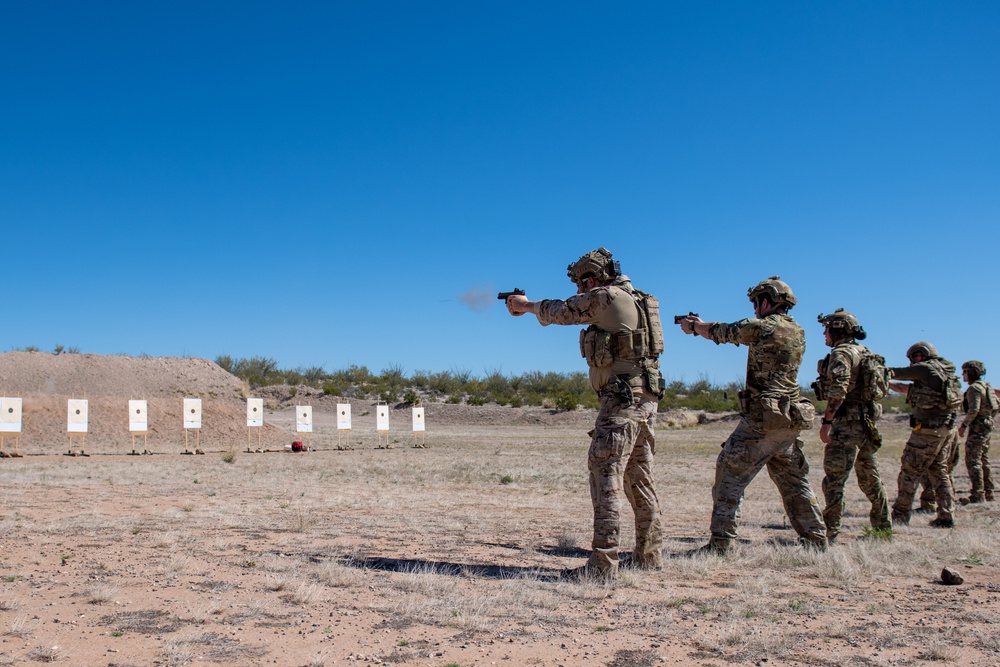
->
1, 353, 998, 667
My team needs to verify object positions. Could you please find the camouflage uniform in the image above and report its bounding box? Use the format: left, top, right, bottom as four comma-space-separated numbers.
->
888, 358, 959, 525
917, 431, 959, 511
535, 274, 664, 576
815, 343, 891, 540
705, 315, 827, 550
961, 379, 996, 502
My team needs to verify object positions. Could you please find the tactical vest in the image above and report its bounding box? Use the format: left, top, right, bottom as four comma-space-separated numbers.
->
578, 285, 663, 367
578, 284, 664, 397
745, 315, 804, 399
965, 380, 1000, 418
907, 358, 962, 413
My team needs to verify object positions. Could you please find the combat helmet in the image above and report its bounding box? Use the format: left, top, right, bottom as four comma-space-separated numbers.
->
567, 247, 620, 285
817, 308, 867, 340
962, 360, 986, 380
906, 341, 938, 360
747, 276, 796, 309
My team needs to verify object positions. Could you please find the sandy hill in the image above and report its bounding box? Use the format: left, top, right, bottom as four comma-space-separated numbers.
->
0, 352, 285, 454
0, 351, 245, 399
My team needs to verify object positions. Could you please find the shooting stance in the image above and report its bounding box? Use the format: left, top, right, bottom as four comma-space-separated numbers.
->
505, 248, 665, 581
677, 277, 827, 553
886, 342, 961, 528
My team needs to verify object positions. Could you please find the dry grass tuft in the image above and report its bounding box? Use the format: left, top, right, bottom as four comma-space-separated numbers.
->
26, 645, 63, 663
314, 560, 364, 588
84, 583, 117, 605
6, 614, 34, 638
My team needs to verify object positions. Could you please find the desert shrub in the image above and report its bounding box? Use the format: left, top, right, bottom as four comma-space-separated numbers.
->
322, 382, 344, 396
467, 396, 485, 406
402, 390, 420, 405
554, 393, 578, 412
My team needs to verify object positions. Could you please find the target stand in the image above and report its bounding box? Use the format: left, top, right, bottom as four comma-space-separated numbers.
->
336, 429, 352, 450
128, 399, 151, 455
66, 433, 89, 457
182, 398, 204, 454
411, 407, 426, 448
182, 428, 204, 455
336, 403, 353, 450
0, 396, 23, 458
246, 398, 264, 452
129, 431, 149, 456
376, 403, 392, 449
0, 433, 21, 458
247, 426, 263, 453
66, 398, 90, 457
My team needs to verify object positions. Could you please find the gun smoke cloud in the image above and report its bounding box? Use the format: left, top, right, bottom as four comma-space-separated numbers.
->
458, 286, 495, 313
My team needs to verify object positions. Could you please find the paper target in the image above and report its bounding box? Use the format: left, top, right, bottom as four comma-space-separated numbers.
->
183, 398, 202, 429
247, 398, 264, 427
337, 403, 352, 429
376, 405, 389, 432
412, 407, 425, 432
67, 399, 89, 433
0, 397, 22, 433
129, 399, 148, 432
296, 405, 313, 433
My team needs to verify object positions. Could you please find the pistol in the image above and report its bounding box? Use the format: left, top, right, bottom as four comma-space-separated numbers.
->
497, 288, 525, 301
674, 312, 699, 335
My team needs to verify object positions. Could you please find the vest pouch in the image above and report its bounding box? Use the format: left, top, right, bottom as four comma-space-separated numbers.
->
789, 398, 816, 430
985, 383, 1000, 416
581, 328, 613, 368
644, 367, 665, 398
760, 396, 793, 431
908, 384, 944, 411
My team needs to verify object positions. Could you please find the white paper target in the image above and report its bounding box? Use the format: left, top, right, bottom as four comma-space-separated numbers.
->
0, 397, 22, 433
296, 405, 313, 433
376, 405, 389, 432
247, 398, 263, 427
337, 403, 352, 430
67, 399, 89, 433
412, 407, 425, 432
183, 398, 202, 429
129, 399, 148, 432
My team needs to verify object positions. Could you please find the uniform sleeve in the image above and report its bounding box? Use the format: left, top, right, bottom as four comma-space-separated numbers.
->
825, 347, 854, 401
888, 364, 933, 382
707, 318, 761, 347
962, 383, 984, 427
535, 288, 614, 327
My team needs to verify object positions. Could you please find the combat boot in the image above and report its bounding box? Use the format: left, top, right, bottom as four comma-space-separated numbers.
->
891, 510, 910, 526
929, 517, 955, 529
799, 537, 828, 553
915, 503, 936, 514
986, 492, 995, 502
692, 536, 732, 556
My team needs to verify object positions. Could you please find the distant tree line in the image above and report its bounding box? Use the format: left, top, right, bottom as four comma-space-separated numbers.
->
213, 355, 744, 412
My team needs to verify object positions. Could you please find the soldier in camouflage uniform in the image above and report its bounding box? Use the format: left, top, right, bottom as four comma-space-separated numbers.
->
887, 342, 960, 528
812, 310, 891, 542
958, 360, 997, 504
678, 277, 827, 553
506, 248, 665, 580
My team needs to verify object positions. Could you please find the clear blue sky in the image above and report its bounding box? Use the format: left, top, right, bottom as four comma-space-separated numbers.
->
3, 2, 998, 386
